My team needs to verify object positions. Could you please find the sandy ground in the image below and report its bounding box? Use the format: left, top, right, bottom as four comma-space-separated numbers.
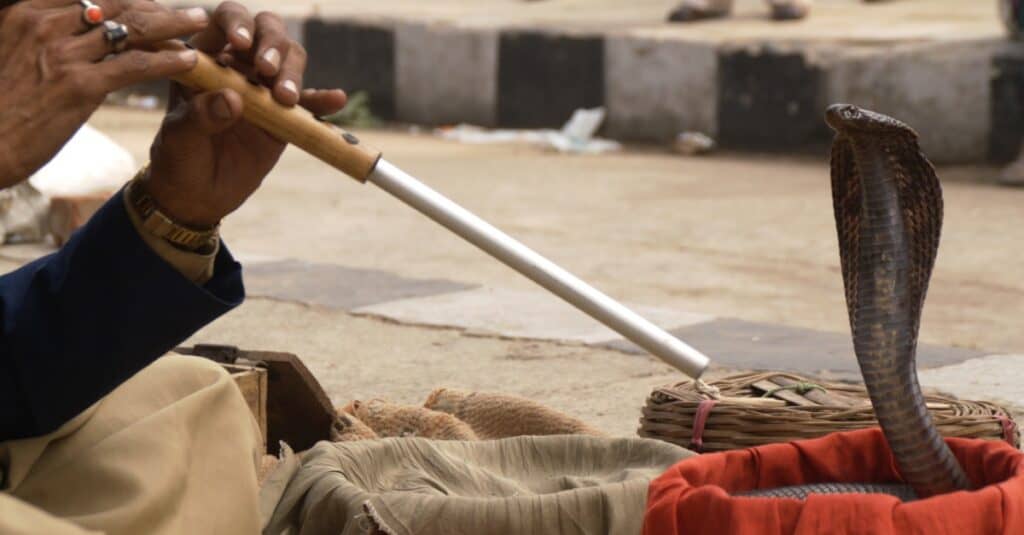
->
0, 107, 1007, 432
12, 106, 1008, 436
92, 108, 1024, 354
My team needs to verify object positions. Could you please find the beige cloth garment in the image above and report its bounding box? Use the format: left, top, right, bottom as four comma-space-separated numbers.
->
264, 435, 693, 535
0, 354, 264, 535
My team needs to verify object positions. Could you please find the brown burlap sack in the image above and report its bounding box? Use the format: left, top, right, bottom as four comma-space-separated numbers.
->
342, 400, 478, 441
424, 388, 605, 439
330, 412, 380, 442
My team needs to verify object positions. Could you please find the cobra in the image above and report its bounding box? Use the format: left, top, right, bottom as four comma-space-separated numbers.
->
744, 104, 971, 499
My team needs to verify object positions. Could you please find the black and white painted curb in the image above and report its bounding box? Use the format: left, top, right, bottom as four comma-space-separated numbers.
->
125, 14, 1024, 164
285, 17, 1022, 165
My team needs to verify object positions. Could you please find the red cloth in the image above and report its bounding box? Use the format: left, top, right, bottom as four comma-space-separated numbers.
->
644, 428, 1024, 535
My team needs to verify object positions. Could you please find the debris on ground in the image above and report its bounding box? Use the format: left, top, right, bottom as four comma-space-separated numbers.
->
0, 125, 136, 245
30, 125, 136, 198
437, 107, 621, 154
769, 0, 813, 21
674, 132, 716, 156
0, 183, 49, 245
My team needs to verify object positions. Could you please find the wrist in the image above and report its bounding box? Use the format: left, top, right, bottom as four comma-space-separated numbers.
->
141, 165, 222, 229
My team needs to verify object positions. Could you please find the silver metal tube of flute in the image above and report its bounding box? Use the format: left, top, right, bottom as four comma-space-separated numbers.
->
367, 159, 710, 379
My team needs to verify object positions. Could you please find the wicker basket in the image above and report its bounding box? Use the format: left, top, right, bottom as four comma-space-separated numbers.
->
638, 371, 1019, 453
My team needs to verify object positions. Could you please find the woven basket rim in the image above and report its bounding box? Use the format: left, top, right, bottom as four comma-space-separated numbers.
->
638, 371, 1019, 452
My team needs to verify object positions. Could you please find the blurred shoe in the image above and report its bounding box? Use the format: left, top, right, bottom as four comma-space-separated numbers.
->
1000, 0, 1024, 40
769, 0, 812, 20
667, 0, 733, 22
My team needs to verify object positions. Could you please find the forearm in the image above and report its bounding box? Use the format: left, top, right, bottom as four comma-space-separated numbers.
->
0, 189, 244, 441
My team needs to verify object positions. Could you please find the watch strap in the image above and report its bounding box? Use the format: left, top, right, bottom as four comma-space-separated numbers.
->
127, 171, 219, 251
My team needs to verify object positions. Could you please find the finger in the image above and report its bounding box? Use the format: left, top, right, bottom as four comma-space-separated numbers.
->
300, 89, 347, 117
88, 48, 198, 93
116, 4, 209, 47
17, 1, 124, 38
37, 3, 111, 37
28, 0, 113, 12
28, 0, 96, 8
189, 1, 253, 54
272, 41, 306, 106
251, 11, 289, 78
61, 6, 208, 63
215, 51, 265, 84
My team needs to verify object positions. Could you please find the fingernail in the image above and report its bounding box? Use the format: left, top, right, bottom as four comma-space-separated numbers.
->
281, 79, 298, 96
211, 94, 233, 121
235, 27, 252, 43
184, 7, 208, 23
262, 48, 281, 70
178, 50, 198, 65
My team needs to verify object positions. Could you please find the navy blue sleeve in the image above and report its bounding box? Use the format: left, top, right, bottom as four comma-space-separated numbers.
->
0, 192, 245, 442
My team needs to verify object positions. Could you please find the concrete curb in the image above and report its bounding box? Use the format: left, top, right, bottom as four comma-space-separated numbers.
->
288, 16, 1021, 164
121, 10, 1022, 164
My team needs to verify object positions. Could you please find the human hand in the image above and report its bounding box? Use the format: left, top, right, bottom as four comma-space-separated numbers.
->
144, 2, 348, 229
0, 0, 210, 187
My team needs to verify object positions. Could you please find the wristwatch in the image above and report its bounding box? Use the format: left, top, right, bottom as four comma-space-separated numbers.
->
127, 169, 219, 252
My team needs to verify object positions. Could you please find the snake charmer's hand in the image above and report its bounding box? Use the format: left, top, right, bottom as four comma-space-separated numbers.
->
144, 2, 347, 229
0, 0, 209, 187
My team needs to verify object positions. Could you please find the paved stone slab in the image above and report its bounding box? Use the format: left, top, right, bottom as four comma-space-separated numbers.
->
605, 318, 987, 376
244, 259, 474, 310
605, 35, 718, 141
395, 22, 498, 127
920, 354, 1024, 410
304, 19, 397, 120
354, 286, 714, 343
497, 31, 605, 128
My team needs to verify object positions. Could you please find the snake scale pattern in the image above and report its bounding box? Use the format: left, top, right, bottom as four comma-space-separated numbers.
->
744, 104, 971, 500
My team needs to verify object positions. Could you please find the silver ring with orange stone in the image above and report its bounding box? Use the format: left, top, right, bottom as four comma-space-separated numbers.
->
78, 0, 105, 27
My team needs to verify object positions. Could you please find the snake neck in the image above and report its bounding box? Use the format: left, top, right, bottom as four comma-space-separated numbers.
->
847, 138, 970, 497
